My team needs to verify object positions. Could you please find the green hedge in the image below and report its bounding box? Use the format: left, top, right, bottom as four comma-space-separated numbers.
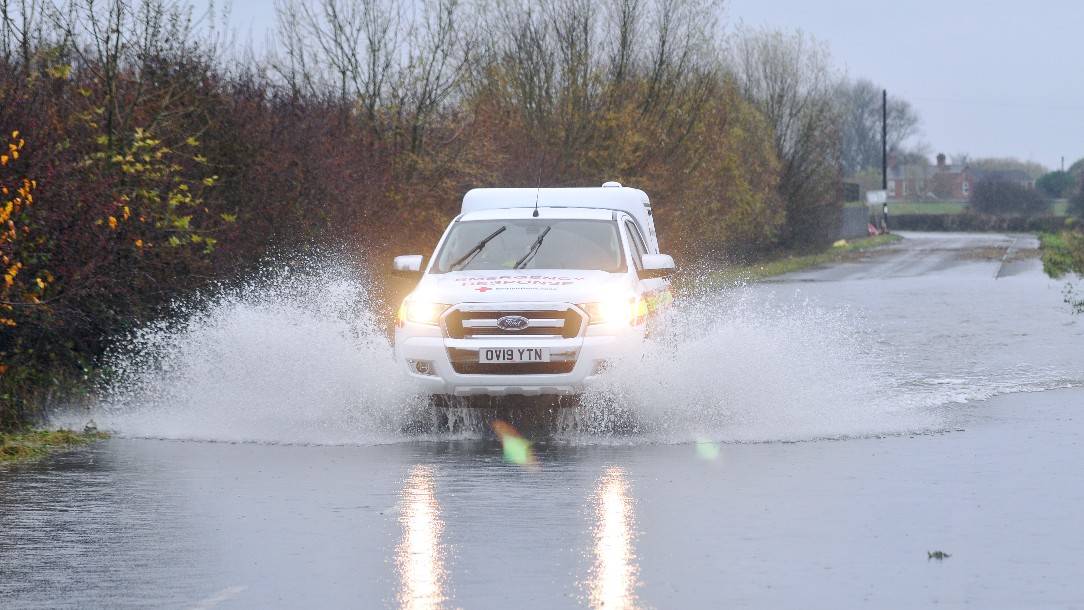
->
890, 213, 1075, 233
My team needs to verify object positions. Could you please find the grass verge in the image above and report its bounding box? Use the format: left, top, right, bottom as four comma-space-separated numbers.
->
0, 428, 110, 465
687, 233, 903, 292
1039, 230, 1084, 278
1039, 230, 1084, 314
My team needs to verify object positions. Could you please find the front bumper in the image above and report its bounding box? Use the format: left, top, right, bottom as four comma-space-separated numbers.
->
396, 332, 622, 396
395, 301, 639, 396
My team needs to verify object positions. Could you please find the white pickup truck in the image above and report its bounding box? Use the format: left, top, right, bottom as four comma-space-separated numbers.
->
392, 182, 674, 403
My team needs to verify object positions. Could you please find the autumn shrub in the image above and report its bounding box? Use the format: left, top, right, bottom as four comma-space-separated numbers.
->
0, 52, 226, 428
647, 85, 784, 261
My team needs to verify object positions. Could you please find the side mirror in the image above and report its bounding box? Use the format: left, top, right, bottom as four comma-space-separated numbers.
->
392, 255, 424, 278
639, 253, 676, 279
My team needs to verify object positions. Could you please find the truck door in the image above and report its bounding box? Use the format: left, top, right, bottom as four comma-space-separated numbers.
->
624, 220, 671, 320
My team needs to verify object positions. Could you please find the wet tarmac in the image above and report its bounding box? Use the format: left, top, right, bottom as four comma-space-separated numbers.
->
2, 232, 1082, 609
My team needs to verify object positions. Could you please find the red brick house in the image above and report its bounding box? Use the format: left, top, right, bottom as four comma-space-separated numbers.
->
886, 153, 1034, 202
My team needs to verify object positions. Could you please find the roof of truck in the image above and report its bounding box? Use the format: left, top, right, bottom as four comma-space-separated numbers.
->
458, 207, 614, 222
461, 183, 659, 252
462, 184, 649, 215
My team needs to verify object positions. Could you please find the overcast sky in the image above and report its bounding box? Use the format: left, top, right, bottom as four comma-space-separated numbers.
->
202, 0, 1084, 172
728, 0, 1084, 171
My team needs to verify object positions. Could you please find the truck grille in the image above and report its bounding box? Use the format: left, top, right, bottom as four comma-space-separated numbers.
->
443, 307, 585, 339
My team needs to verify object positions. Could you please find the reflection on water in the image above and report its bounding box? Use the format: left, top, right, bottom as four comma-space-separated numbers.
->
587, 466, 641, 609
396, 465, 449, 610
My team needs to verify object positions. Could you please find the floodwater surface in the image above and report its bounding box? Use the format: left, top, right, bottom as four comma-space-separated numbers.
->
1, 232, 1082, 609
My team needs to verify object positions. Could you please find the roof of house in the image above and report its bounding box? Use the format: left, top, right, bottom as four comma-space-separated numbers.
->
887, 164, 942, 181
887, 164, 1033, 184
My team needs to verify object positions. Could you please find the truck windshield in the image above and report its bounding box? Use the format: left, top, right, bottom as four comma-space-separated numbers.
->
432, 219, 626, 273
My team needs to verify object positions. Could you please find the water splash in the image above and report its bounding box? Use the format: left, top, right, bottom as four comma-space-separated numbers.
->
64, 261, 1077, 446
84, 259, 421, 444
564, 285, 944, 442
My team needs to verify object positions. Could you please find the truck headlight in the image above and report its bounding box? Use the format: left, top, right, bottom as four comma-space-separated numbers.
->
582, 295, 643, 325
398, 300, 450, 326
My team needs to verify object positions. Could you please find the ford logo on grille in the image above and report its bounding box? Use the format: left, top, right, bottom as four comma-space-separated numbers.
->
496, 315, 530, 331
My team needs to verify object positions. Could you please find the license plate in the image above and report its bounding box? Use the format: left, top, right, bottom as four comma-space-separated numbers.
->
479, 347, 551, 363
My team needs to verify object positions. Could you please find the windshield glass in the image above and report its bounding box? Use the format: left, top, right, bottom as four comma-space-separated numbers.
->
431, 219, 626, 273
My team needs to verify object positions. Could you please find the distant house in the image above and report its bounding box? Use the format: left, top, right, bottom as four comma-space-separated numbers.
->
886, 156, 937, 201
886, 153, 1035, 202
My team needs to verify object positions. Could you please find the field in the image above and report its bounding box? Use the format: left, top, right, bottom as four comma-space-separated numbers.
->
887, 202, 966, 215
886, 201, 1070, 215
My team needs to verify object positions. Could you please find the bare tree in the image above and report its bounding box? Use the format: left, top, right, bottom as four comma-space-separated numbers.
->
603, 0, 642, 86
838, 78, 921, 176
728, 26, 843, 249
637, 0, 720, 163
271, 0, 402, 113
397, 0, 473, 156
467, 0, 722, 178
46, 0, 215, 149
269, 0, 317, 96
1, 0, 50, 74
481, 0, 557, 139
271, 0, 468, 158
642, 0, 719, 110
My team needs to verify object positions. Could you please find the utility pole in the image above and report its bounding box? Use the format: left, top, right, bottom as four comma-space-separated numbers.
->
881, 89, 889, 233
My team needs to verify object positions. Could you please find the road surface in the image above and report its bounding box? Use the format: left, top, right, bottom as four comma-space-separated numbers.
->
2, 232, 1082, 609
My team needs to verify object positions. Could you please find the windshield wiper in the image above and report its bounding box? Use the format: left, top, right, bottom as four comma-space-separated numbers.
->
514, 225, 551, 269
449, 225, 507, 271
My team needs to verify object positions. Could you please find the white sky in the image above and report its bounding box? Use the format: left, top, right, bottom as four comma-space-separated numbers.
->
199, 0, 1084, 172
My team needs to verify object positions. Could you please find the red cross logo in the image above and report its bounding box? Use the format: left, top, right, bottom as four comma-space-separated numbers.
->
475, 286, 492, 292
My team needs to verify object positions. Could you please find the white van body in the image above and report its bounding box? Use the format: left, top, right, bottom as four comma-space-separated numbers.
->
393, 183, 674, 399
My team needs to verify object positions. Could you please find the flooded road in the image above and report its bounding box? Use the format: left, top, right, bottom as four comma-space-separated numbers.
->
2, 232, 1083, 608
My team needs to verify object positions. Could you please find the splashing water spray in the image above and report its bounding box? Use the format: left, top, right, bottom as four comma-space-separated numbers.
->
65, 258, 956, 446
